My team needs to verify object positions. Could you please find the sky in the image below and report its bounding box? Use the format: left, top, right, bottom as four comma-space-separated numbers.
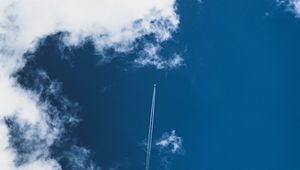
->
1, 0, 300, 170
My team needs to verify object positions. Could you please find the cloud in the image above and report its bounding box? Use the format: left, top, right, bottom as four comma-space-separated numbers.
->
156, 130, 183, 154
0, 0, 180, 169
155, 130, 183, 170
0, 0, 180, 69
277, 0, 300, 16
63, 146, 101, 170
134, 44, 183, 69
0, 68, 79, 170
197, 0, 203, 4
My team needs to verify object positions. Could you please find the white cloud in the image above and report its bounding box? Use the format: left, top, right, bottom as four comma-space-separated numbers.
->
156, 130, 183, 154
290, 0, 300, 16
155, 130, 183, 170
0, 0, 180, 169
277, 0, 300, 16
0, 0, 179, 69
64, 146, 101, 170
134, 44, 183, 69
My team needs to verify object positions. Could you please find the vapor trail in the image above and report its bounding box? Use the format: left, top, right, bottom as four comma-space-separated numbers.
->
145, 84, 156, 170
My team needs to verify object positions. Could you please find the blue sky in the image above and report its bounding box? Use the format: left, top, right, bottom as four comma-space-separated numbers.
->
1, 0, 300, 170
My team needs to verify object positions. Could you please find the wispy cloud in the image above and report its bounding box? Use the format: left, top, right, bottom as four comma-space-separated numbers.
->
155, 130, 184, 170
63, 146, 101, 170
0, 0, 179, 169
197, 0, 204, 4
156, 130, 183, 154
277, 0, 300, 16
134, 44, 183, 69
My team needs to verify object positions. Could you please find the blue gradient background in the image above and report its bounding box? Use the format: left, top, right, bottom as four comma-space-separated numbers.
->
22, 0, 300, 169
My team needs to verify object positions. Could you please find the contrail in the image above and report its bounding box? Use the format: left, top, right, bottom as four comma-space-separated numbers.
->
145, 84, 156, 170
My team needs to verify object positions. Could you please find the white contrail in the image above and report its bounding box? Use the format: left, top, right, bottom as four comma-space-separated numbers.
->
145, 84, 156, 170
